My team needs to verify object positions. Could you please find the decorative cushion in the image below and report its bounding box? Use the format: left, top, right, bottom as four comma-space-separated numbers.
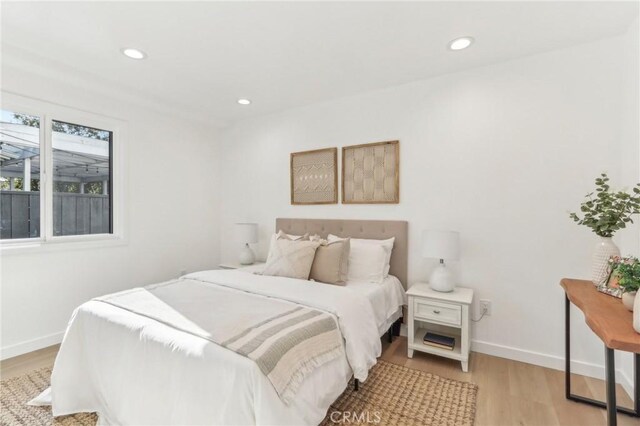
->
267, 231, 309, 257
262, 239, 320, 280
328, 234, 394, 277
277, 230, 309, 241
309, 238, 350, 285
345, 243, 388, 283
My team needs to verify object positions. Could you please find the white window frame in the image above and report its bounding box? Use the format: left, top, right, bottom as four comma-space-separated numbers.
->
1, 92, 127, 252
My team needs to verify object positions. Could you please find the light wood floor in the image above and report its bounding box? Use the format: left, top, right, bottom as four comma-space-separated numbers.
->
1, 338, 636, 425
379, 337, 636, 426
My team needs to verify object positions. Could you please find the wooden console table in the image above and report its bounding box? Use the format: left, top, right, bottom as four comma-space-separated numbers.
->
561, 278, 640, 426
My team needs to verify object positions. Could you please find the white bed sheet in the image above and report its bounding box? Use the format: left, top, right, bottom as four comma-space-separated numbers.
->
344, 275, 407, 336
51, 301, 352, 425
46, 269, 386, 426
239, 265, 406, 336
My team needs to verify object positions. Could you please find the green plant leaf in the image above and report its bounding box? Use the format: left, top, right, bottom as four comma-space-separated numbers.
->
570, 173, 640, 237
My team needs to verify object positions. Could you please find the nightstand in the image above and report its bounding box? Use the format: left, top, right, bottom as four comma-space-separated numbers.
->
406, 283, 474, 372
218, 261, 265, 270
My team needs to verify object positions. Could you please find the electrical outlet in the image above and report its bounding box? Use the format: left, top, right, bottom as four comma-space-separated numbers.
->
479, 299, 492, 316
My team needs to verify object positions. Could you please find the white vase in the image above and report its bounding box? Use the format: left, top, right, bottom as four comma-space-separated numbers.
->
591, 237, 620, 286
634, 291, 640, 334
622, 291, 636, 311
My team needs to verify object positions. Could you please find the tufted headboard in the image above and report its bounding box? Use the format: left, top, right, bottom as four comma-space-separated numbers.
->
275, 218, 408, 289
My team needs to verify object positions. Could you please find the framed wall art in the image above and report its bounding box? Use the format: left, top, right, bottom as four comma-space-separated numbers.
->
342, 140, 399, 204
290, 147, 338, 205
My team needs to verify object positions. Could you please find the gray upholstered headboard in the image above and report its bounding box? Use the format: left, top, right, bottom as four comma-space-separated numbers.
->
275, 218, 408, 289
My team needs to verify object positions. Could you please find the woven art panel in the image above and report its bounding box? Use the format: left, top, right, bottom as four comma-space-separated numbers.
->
291, 148, 338, 204
343, 141, 399, 204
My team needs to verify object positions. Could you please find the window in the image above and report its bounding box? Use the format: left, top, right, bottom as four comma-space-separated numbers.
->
52, 120, 112, 236
0, 94, 123, 247
0, 110, 41, 239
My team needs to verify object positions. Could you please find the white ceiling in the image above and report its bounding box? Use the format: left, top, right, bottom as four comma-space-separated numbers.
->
2, 1, 638, 127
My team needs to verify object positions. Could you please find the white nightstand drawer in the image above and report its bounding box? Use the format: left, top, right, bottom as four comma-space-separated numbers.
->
413, 299, 461, 326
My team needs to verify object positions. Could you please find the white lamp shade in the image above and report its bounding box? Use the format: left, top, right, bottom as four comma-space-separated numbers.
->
236, 223, 258, 244
422, 230, 460, 261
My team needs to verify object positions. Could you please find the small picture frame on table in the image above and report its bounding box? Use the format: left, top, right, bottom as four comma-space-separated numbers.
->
598, 256, 623, 298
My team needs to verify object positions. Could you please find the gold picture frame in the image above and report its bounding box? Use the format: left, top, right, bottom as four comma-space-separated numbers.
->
342, 140, 399, 204
290, 147, 338, 205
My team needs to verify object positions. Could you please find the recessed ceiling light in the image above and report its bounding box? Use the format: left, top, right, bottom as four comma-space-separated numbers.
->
237, 99, 251, 105
121, 48, 147, 60
448, 37, 474, 51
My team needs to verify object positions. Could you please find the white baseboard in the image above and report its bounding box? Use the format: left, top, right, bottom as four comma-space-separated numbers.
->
1, 331, 64, 361
471, 339, 634, 399
617, 366, 635, 400
399, 325, 633, 399
400, 323, 407, 336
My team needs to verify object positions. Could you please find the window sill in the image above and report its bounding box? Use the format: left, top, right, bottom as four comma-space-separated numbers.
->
0, 234, 127, 255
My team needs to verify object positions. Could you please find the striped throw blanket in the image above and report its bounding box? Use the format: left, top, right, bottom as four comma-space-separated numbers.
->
94, 279, 345, 404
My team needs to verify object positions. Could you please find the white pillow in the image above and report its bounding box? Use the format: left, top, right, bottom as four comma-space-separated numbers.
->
343, 243, 387, 284
268, 231, 308, 256
328, 234, 395, 277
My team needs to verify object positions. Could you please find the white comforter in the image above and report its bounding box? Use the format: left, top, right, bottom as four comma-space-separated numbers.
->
48, 270, 382, 425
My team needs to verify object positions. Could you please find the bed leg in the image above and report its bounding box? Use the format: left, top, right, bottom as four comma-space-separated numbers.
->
387, 326, 393, 343
393, 317, 403, 336
354, 379, 359, 392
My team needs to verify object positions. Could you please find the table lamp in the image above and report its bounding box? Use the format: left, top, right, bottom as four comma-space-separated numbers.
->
422, 230, 460, 292
236, 223, 258, 265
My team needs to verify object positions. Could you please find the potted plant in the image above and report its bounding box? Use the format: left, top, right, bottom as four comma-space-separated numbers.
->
613, 257, 640, 311
569, 173, 640, 286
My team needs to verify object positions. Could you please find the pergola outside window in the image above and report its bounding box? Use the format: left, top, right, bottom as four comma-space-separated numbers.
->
1, 109, 113, 240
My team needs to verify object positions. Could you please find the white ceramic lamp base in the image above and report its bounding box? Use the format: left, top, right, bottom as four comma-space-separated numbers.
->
430, 262, 455, 292
239, 244, 256, 265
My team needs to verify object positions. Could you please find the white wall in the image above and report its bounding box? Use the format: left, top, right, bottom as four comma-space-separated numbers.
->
618, 18, 640, 259
219, 34, 639, 390
1, 18, 636, 397
616, 17, 640, 395
0, 61, 222, 358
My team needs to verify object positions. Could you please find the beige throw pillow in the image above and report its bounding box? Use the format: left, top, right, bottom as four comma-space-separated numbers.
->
309, 238, 350, 285
262, 239, 320, 280
276, 230, 309, 241
267, 231, 309, 257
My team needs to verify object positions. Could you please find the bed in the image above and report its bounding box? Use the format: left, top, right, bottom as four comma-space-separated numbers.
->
45, 218, 408, 425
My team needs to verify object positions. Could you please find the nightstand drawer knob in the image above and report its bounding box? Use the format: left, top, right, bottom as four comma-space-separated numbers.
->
433, 310, 440, 314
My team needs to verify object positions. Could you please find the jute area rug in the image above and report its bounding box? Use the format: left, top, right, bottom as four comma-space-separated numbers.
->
1, 360, 477, 425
